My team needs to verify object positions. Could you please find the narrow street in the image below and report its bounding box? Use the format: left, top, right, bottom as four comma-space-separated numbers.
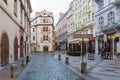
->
17, 53, 85, 80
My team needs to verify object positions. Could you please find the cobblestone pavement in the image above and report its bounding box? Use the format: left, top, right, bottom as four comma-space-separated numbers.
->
17, 53, 85, 80
54, 51, 120, 80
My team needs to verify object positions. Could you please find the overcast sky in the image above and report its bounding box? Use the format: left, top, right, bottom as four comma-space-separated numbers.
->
30, 0, 72, 24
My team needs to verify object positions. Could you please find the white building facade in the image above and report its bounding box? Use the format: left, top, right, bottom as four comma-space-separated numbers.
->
95, 0, 120, 56
0, 0, 32, 66
67, 0, 95, 55
31, 10, 54, 53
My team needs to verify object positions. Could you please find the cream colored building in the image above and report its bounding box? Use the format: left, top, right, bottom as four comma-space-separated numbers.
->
0, 0, 32, 66
67, 0, 95, 54
31, 10, 54, 53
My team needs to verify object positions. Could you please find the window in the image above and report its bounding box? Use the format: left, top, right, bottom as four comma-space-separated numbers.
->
86, 18, 87, 23
43, 36, 48, 41
43, 19, 49, 23
108, 12, 115, 25
88, 14, 90, 22
20, 4, 23, 24
99, 17, 104, 28
33, 36, 35, 41
14, 0, 17, 17
33, 28, 35, 32
3, 0, 7, 4
43, 27, 48, 31
92, 13, 94, 21
98, 0, 104, 9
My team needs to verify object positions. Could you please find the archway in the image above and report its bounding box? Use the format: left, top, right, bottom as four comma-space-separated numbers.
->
14, 37, 18, 61
1, 33, 9, 66
43, 46, 49, 52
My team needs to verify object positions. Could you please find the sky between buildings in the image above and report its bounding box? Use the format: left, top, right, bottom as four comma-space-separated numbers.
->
30, 0, 72, 24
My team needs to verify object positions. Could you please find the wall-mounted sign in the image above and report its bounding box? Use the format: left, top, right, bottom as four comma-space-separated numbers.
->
73, 34, 93, 38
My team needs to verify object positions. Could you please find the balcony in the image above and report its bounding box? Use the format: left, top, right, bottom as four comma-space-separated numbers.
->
101, 22, 120, 33
84, 21, 95, 28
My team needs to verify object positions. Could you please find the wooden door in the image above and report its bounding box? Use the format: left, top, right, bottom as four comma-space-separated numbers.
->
14, 37, 18, 61
20, 36, 23, 57
1, 33, 9, 66
44, 46, 48, 52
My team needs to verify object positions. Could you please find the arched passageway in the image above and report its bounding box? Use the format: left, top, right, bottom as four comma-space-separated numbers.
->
1, 33, 9, 66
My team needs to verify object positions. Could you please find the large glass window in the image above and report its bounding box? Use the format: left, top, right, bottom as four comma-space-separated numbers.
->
108, 12, 115, 25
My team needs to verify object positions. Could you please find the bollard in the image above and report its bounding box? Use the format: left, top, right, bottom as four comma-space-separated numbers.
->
26, 56, 29, 64
58, 54, 61, 60
21, 58, 25, 67
10, 65, 14, 78
65, 57, 69, 64
81, 62, 87, 73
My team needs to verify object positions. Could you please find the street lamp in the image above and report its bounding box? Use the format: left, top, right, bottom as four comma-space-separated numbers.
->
79, 22, 85, 61
79, 22, 87, 73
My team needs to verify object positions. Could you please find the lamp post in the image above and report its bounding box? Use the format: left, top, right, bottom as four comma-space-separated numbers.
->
79, 22, 86, 73
82, 34, 85, 62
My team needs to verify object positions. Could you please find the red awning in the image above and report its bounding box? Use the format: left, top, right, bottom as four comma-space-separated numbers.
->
88, 38, 94, 41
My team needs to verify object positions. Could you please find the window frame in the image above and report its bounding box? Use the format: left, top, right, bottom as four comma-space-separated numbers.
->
14, 0, 17, 17
99, 17, 104, 28
108, 12, 115, 25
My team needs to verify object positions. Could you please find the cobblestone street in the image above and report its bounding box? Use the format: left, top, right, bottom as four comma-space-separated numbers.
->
17, 53, 85, 80
54, 51, 120, 80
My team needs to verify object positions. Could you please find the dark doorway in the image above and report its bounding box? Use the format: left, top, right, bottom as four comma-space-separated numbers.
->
43, 46, 49, 52
14, 37, 18, 61
1, 33, 9, 66
20, 36, 24, 57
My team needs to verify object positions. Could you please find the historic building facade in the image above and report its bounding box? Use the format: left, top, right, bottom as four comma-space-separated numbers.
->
67, 0, 95, 55
56, 12, 67, 50
95, 0, 120, 56
0, 0, 32, 66
31, 10, 54, 52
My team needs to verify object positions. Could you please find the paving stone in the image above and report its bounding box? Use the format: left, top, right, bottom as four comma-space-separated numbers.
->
17, 54, 85, 80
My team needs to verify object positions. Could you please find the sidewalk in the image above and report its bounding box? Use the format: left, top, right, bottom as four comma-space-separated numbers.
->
54, 51, 120, 80
0, 55, 33, 80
